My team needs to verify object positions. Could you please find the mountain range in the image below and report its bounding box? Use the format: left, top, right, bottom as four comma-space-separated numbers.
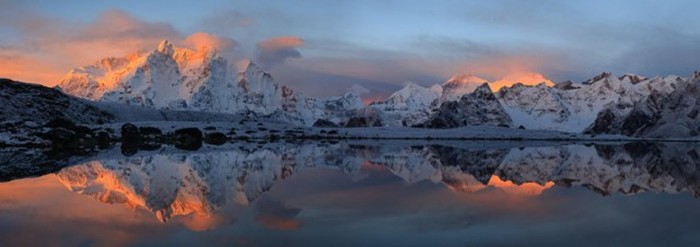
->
5, 39, 694, 138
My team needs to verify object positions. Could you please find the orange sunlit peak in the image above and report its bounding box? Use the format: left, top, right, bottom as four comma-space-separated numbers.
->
486, 175, 555, 197
489, 71, 554, 92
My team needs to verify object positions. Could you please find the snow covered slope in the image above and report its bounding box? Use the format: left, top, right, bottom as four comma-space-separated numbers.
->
586, 71, 700, 137
357, 71, 686, 134
497, 72, 682, 132
366, 82, 441, 126
439, 75, 487, 102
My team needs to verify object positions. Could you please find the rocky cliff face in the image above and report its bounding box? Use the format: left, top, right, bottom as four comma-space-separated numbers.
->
585, 72, 697, 137
417, 83, 512, 128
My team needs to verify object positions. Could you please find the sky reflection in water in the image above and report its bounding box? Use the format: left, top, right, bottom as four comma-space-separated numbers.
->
1, 142, 700, 246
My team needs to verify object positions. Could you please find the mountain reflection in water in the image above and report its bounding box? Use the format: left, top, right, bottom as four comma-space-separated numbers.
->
2, 141, 700, 246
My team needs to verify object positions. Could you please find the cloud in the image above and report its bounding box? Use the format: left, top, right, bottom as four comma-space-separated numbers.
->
77, 10, 181, 44
254, 36, 304, 69
270, 37, 561, 98
0, 9, 243, 86
254, 197, 302, 231
610, 27, 700, 77
348, 84, 370, 96
268, 62, 403, 99
182, 32, 238, 54
0, 9, 183, 85
200, 9, 255, 32
0, 51, 65, 84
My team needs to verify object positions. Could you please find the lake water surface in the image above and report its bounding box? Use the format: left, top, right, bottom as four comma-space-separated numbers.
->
1, 141, 700, 246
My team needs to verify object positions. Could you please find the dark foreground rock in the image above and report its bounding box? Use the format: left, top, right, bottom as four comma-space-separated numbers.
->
204, 132, 227, 145
173, 128, 203, 150
39, 118, 111, 154
313, 119, 339, 128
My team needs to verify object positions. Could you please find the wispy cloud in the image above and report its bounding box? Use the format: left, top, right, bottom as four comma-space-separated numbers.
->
254, 36, 304, 69
0, 9, 242, 85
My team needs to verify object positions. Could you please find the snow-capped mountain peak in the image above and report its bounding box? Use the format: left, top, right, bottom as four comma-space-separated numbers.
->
418, 82, 512, 128
440, 74, 488, 102
618, 73, 646, 84
583, 72, 614, 84
362, 82, 440, 126
446, 74, 488, 84
156, 39, 175, 56
384, 82, 440, 111
56, 41, 365, 126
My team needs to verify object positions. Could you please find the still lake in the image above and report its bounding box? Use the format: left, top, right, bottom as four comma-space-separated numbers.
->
1, 141, 700, 246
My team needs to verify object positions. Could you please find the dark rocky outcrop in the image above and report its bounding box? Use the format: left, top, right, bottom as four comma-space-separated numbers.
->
553, 80, 579, 90
416, 83, 512, 128
39, 118, 106, 154
121, 123, 141, 143
0, 78, 113, 126
344, 108, 383, 128
120, 123, 142, 155
312, 119, 339, 128
204, 132, 227, 145
173, 128, 203, 150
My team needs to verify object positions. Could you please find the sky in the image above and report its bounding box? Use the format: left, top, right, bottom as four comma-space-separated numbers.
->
1, 0, 700, 98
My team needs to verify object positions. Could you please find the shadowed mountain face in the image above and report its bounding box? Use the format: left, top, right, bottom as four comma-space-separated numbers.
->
0, 79, 114, 126
12, 141, 692, 223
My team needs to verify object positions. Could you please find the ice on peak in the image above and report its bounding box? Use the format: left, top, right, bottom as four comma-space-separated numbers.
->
156, 39, 175, 56
473, 82, 494, 95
